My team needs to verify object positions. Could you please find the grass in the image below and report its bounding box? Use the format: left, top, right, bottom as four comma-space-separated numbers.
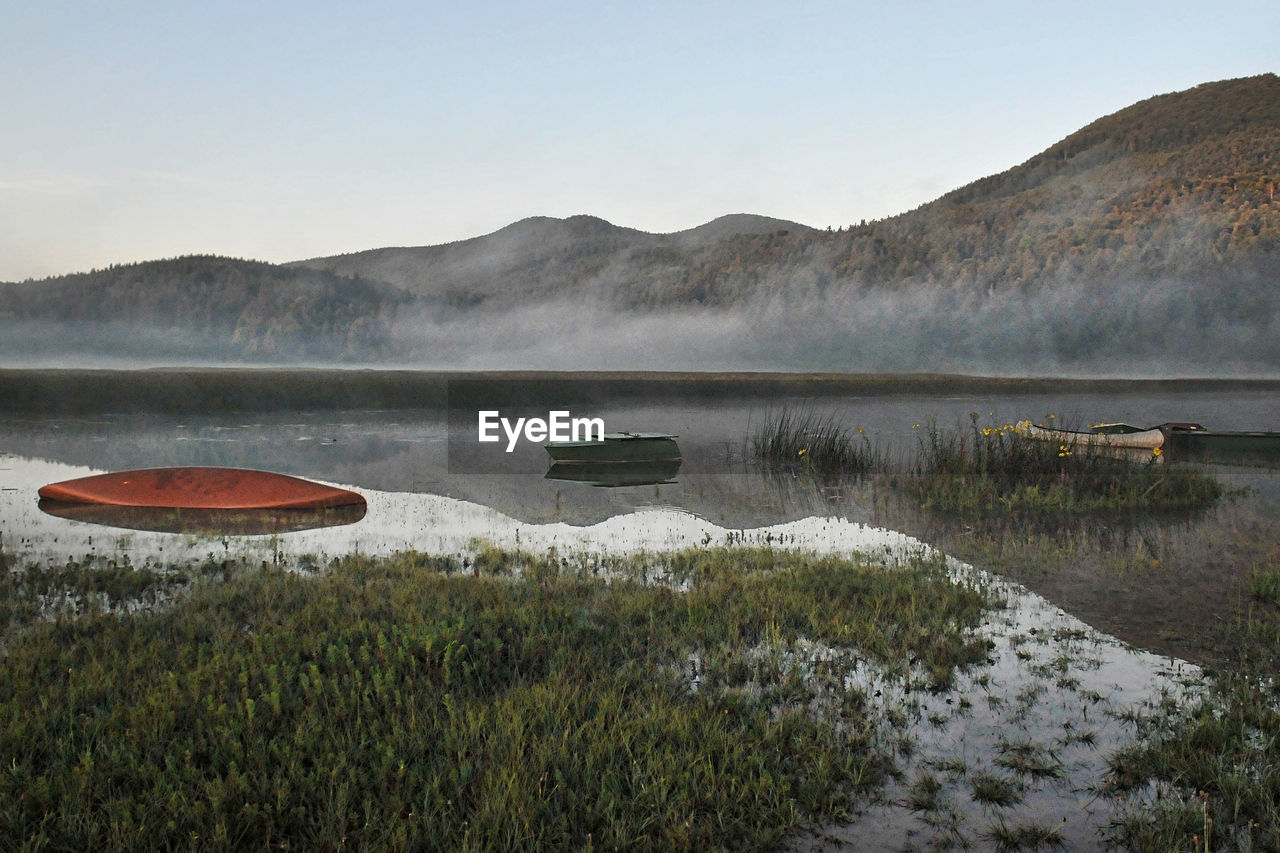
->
1098, 546, 1280, 850
1250, 566, 1280, 606
750, 408, 885, 480
969, 771, 1024, 807
986, 818, 1065, 850
994, 739, 1064, 781
0, 545, 997, 850
749, 407, 1224, 521
899, 416, 1223, 518
740, 406, 1265, 849
0, 556, 192, 635
904, 771, 945, 812
1105, 665, 1280, 852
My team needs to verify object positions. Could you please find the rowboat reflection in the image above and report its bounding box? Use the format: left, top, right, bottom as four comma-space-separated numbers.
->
544, 459, 682, 488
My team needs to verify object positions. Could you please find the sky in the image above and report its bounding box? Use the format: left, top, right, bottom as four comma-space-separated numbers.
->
2, 0, 1277, 282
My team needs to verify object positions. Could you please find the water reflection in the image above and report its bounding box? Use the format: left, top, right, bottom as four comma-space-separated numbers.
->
37, 499, 367, 535
544, 458, 682, 487
1163, 432, 1280, 467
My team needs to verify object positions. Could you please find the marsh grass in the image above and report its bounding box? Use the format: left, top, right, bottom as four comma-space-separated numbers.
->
751, 408, 885, 480
1102, 554, 1280, 851
1250, 566, 1280, 606
1, 556, 190, 635
0, 546, 996, 850
901, 417, 1222, 518
1105, 667, 1280, 852
904, 772, 945, 812
986, 818, 1065, 850
750, 408, 1223, 522
969, 771, 1024, 807
994, 739, 1065, 781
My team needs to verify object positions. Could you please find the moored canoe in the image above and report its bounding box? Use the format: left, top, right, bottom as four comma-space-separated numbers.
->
1025, 423, 1165, 449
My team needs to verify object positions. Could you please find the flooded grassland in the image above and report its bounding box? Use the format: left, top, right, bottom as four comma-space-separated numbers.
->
1, 371, 1278, 850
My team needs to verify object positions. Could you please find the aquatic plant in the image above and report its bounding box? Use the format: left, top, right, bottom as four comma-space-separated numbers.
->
750, 408, 886, 480
899, 417, 1222, 517
1105, 667, 1280, 852
968, 771, 1024, 807
985, 818, 1064, 850
0, 556, 189, 636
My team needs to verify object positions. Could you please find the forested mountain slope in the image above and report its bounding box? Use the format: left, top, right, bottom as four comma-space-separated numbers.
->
0, 257, 409, 362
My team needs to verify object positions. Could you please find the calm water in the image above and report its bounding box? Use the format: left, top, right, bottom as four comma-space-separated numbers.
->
3, 381, 1277, 530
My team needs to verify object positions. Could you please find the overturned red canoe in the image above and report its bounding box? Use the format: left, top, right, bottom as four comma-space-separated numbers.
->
38, 467, 366, 510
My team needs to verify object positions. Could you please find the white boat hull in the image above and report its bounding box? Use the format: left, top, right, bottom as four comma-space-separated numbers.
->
1026, 424, 1164, 449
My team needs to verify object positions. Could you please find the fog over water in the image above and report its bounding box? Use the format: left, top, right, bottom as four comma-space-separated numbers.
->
386, 278, 1280, 377
0, 225, 1276, 376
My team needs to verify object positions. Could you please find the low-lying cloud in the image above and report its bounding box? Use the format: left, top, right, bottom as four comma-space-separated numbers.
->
1, 274, 1276, 377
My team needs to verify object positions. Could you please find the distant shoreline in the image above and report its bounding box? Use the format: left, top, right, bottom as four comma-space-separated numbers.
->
1, 368, 1278, 415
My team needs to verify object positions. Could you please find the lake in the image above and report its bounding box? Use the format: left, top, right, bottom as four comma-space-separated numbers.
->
4, 370, 1277, 656
2, 371, 1278, 849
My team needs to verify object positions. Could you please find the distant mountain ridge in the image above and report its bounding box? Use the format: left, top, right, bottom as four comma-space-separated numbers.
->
291, 213, 811, 310
290, 76, 1278, 319
1, 75, 1276, 373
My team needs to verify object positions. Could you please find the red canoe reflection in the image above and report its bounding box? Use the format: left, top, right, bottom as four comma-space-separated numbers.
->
38, 466, 365, 510
38, 500, 367, 535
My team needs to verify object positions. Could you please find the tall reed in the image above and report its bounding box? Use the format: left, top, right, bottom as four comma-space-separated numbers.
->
751, 408, 885, 479
901, 417, 1222, 517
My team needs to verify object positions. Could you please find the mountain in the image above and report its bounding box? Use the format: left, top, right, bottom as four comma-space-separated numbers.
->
0, 256, 410, 363
290, 76, 1278, 318
293, 213, 812, 310
844, 73, 1280, 293
2, 75, 1277, 373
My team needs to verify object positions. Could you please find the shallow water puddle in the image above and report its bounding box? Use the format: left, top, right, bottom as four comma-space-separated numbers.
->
2, 454, 1203, 849
795, 584, 1200, 850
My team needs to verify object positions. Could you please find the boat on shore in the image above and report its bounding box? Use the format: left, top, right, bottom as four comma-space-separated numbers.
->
1025, 419, 1280, 463
545, 432, 681, 463
1025, 422, 1167, 449
38, 467, 366, 510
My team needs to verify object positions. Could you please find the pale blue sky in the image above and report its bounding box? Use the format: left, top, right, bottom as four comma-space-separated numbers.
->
2, 0, 1276, 281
